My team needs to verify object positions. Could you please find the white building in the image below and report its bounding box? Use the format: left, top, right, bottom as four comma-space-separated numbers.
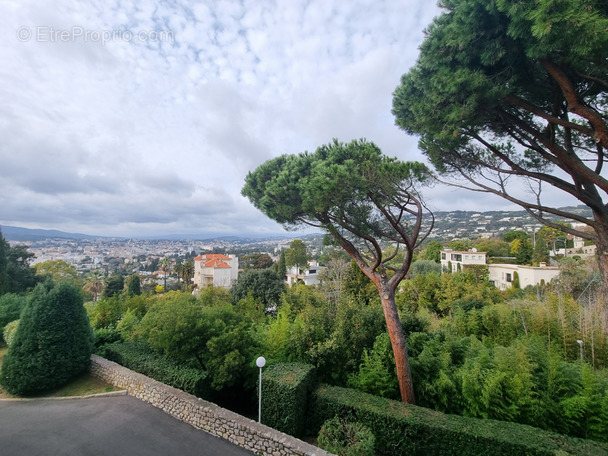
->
440, 249, 487, 273
285, 260, 326, 286
193, 253, 239, 289
441, 248, 561, 290
488, 263, 560, 290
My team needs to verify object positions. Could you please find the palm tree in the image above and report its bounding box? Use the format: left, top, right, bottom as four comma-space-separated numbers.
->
182, 259, 194, 290
83, 269, 105, 302
158, 257, 172, 291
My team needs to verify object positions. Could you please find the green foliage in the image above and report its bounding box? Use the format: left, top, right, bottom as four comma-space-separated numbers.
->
98, 340, 210, 399
410, 260, 442, 276
0, 293, 26, 328
240, 253, 274, 270
504, 231, 530, 243
284, 239, 308, 270
88, 296, 125, 329
392, 0, 608, 249
102, 274, 124, 298
139, 292, 258, 391
512, 271, 521, 289
0, 282, 94, 396
317, 416, 375, 456
93, 326, 122, 348
261, 362, 317, 436
231, 269, 285, 310
126, 274, 141, 296
34, 260, 81, 288
3, 319, 19, 346
348, 332, 399, 400
0, 230, 9, 295
417, 241, 443, 263
4, 244, 38, 294
308, 385, 608, 456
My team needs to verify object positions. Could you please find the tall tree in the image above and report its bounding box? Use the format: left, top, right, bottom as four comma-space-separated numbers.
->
392, 0, 608, 288
242, 139, 433, 403
34, 260, 81, 288
0, 229, 9, 295
285, 239, 308, 273
158, 257, 172, 291
5, 245, 37, 294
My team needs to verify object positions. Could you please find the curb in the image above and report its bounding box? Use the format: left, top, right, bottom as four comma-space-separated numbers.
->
0, 389, 127, 402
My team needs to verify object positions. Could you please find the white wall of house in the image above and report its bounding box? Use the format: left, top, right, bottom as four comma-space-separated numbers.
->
440, 250, 487, 273
488, 264, 560, 290
285, 260, 326, 286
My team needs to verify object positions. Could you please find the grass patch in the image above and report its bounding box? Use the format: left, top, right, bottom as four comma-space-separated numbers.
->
0, 344, 121, 399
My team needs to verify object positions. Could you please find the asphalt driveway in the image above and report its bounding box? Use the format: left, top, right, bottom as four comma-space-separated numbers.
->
0, 395, 255, 456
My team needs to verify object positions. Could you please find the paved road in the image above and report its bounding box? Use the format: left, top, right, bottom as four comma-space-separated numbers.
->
0, 395, 255, 456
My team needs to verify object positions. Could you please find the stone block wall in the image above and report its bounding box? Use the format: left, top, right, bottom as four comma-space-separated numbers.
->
90, 355, 332, 456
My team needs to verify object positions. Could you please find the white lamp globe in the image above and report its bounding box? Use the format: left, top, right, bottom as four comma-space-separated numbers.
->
256, 356, 266, 368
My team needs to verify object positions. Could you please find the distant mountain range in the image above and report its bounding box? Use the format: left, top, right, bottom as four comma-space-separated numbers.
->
0, 225, 102, 242
0, 225, 294, 243
1, 206, 592, 242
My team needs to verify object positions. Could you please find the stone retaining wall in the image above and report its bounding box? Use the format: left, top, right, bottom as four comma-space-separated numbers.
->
90, 355, 332, 456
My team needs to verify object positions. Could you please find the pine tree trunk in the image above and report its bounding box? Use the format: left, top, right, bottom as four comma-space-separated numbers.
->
379, 285, 416, 404
594, 228, 608, 330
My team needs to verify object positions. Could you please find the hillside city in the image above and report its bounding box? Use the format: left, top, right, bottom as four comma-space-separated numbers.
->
3, 206, 592, 274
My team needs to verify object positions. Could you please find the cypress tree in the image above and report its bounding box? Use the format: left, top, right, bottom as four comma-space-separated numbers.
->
0, 229, 9, 296
0, 281, 94, 396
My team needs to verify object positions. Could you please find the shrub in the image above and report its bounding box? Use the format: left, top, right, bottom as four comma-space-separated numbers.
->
318, 416, 375, 456
0, 293, 26, 328
93, 326, 122, 348
308, 385, 608, 456
3, 319, 19, 346
261, 362, 317, 437
0, 282, 94, 396
98, 340, 210, 400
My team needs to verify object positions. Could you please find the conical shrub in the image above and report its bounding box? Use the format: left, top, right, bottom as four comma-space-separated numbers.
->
1, 281, 94, 396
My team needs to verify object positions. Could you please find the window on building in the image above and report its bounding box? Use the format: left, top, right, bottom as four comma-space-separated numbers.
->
506, 273, 512, 283
441, 253, 446, 260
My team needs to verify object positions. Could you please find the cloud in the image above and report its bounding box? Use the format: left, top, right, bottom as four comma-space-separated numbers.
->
4, 0, 525, 238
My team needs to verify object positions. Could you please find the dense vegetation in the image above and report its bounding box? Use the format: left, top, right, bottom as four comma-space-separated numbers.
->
1, 225, 606, 445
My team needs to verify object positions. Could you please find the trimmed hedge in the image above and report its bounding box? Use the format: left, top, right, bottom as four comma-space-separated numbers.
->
261, 362, 317, 437
97, 341, 210, 400
308, 385, 608, 456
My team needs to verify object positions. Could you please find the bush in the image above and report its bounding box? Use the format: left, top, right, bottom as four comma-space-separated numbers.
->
318, 416, 375, 456
98, 340, 210, 400
261, 363, 317, 437
0, 282, 94, 396
93, 326, 122, 348
3, 319, 19, 346
308, 385, 608, 456
0, 294, 26, 328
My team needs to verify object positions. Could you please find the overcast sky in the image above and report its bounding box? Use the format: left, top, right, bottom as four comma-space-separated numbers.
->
0, 0, 578, 238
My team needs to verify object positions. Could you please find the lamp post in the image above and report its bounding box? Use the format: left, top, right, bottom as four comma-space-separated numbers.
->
576, 340, 584, 361
256, 356, 266, 423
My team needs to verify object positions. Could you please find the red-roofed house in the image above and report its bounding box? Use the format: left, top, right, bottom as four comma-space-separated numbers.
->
193, 253, 239, 288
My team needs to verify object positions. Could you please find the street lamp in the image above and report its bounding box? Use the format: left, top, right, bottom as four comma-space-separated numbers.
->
256, 356, 266, 423
576, 340, 584, 361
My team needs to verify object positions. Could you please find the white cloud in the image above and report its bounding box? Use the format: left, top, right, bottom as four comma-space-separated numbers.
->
3, 0, 568, 238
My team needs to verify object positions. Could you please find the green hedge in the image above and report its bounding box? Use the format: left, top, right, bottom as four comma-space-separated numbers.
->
308, 385, 608, 456
261, 362, 317, 437
98, 341, 210, 400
